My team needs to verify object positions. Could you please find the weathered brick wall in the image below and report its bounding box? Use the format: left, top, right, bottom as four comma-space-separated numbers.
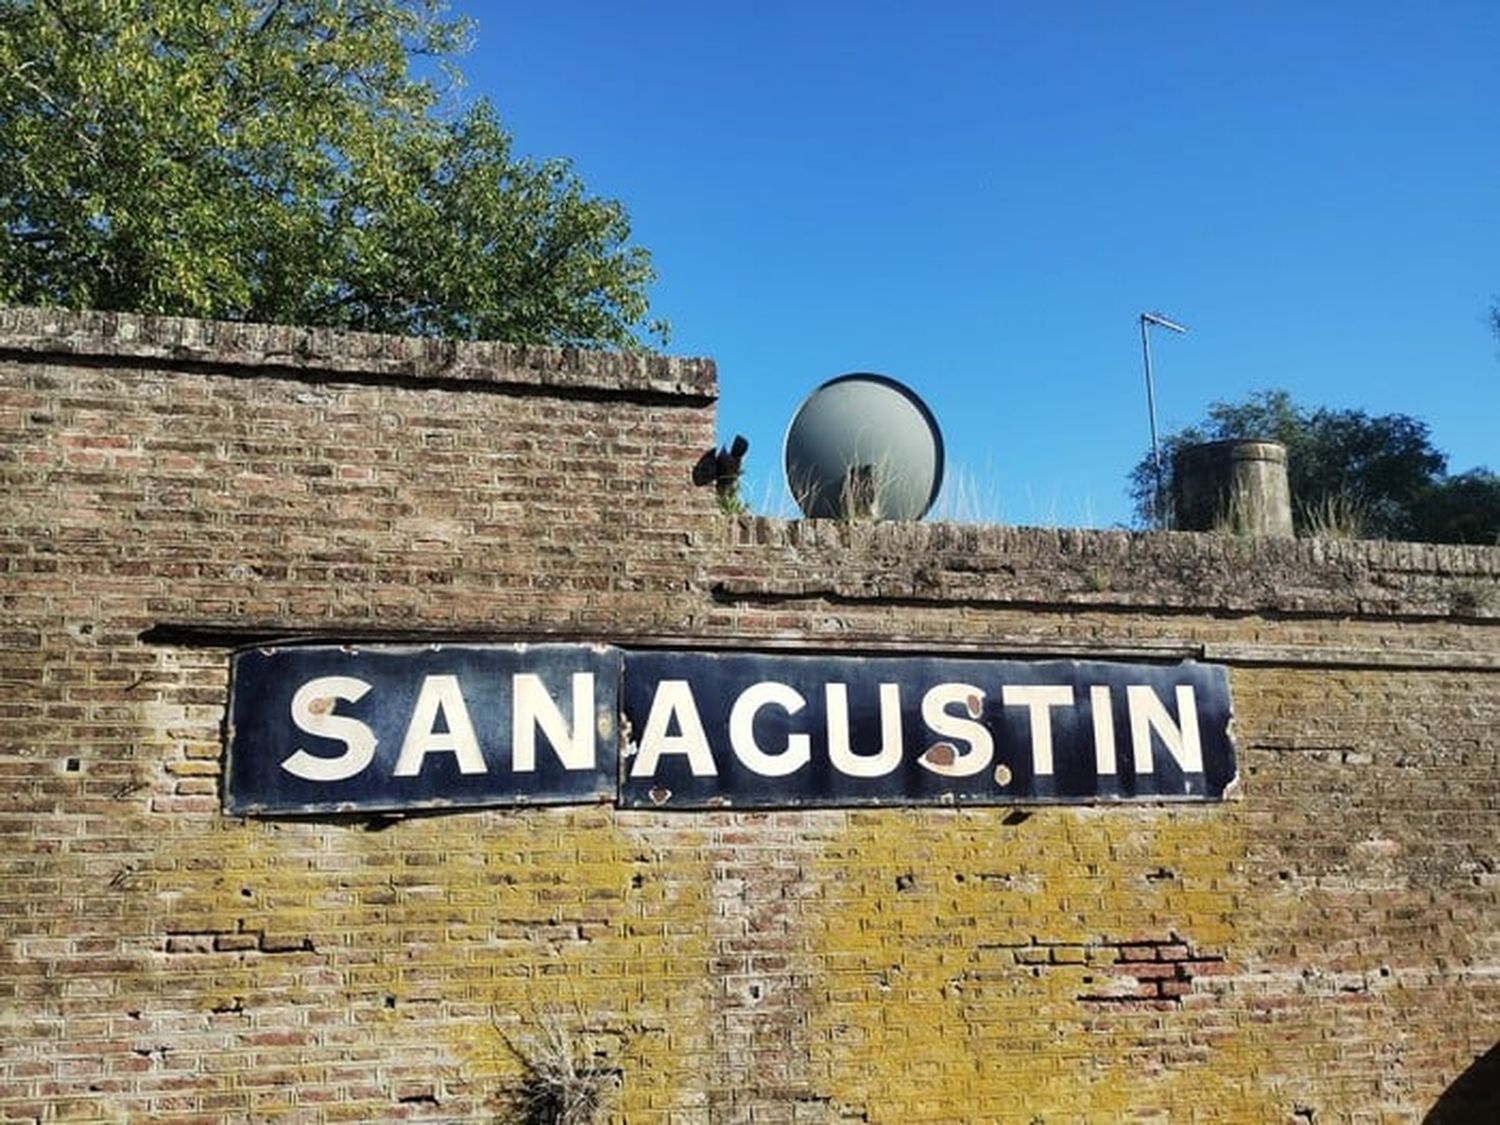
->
1, 309, 1495, 1123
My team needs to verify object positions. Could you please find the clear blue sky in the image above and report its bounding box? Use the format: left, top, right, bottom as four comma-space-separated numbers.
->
453, 1, 1498, 527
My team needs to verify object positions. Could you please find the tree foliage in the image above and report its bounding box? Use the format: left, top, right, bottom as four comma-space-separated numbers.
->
0, 0, 663, 347
1131, 390, 1498, 543
1411, 469, 1500, 546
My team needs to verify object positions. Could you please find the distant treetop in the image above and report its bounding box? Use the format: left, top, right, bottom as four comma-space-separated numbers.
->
1131, 390, 1499, 544
0, 0, 665, 349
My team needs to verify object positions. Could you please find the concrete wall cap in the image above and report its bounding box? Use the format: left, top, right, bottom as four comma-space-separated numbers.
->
0, 305, 718, 400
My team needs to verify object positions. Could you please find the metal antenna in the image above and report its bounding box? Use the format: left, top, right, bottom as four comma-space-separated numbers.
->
1139, 312, 1189, 529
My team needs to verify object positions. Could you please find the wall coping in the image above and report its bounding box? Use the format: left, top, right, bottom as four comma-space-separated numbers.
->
0, 305, 717, 400
719, 517, 1500, 620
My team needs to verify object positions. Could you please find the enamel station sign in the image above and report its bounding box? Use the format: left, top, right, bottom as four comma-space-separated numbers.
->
225, 644, 1236, 815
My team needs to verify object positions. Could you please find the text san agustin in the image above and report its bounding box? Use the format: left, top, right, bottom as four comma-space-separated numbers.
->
264, 651, 1227, 800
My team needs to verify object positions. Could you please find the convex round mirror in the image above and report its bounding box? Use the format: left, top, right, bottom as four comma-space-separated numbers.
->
783, 373, 944, 520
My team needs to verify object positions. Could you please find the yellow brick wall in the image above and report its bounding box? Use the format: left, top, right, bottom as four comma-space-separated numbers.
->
1, 310, 1495, 1123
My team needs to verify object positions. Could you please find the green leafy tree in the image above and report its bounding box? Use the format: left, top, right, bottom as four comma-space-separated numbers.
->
1131, 390, 1497, 543
1412, 469, 1500, 545
0, 0, 663, 347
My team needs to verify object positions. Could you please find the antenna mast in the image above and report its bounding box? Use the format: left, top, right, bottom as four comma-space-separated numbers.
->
1139, 312, 1189, 528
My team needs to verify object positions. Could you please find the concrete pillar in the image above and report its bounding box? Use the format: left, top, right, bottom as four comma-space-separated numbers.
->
1172, 439, 1293, 537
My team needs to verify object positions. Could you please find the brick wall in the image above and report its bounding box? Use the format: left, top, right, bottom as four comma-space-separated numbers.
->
1, 309, 1495, 1123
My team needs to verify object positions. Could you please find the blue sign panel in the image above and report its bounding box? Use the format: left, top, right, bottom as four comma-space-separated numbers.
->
225, 645, 1236, 814
617, 652, 1235, 809
225, 644, 621, 814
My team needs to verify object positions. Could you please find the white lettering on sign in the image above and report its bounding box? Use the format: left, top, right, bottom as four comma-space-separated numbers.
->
1091, 685, 1117, 775
395, 674, 485, 776
513, 672, 595, 772
631, 679, 716, 778
918, 683, 992, 777
279, 672, 602, 783
729, 681, 811, 777
1001, 684, 1075, 776
277, 672, 1207, 786
621, 679, 1209, 784
283, 676, 377, 781
828, 683, 904, 778
1127, 684, 1203, 774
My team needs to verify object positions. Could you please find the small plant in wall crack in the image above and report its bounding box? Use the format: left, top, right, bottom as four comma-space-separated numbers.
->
1298, 491, 1367, 540
790, 449, 907, 522
1083, 565, 1112, 593
494, 1008, 628, 1125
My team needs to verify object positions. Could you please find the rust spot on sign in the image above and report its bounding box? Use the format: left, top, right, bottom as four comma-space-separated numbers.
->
993, 763, 1013, 787
920, 743, 958, 769
306, 697, 331, 716
966, 693, 983, 718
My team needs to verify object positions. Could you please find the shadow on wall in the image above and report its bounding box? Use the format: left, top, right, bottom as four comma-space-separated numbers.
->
1424, 1041, 1500, 1123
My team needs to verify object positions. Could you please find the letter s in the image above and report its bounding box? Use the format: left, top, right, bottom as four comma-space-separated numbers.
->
282, 676, 377, 782
919, 683, 993, 777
